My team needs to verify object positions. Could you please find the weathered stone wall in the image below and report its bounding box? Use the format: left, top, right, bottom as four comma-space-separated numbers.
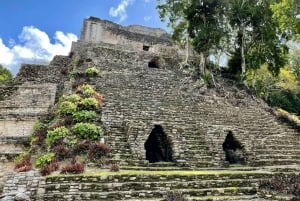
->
71, 41, 181, 72
1, 170, 42, 201
79, 17, 176, 54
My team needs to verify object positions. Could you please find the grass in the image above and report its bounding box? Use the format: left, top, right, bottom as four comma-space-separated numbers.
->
47, 169, 270, 178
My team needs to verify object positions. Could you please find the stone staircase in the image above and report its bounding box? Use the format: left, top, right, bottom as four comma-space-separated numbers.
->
40, 169, 269, 201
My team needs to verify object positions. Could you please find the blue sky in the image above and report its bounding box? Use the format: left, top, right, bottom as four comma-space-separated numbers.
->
0, 0, 167, 74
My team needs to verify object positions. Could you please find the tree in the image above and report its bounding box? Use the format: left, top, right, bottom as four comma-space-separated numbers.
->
227, 0, 287, 81
271, 0, 300, 40
157, 0, 191, 64
184, 0, 227, 73
0, 64, 13, 83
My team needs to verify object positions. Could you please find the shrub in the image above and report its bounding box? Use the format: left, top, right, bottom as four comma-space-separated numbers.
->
79, 97, 98, 110
86, 67, 99, 77
45, 126, 69, 147
14, 154, 32, 172
77, 84, 95, 97
69, 70, 80, 78
35, 153, 55, 168
203, 71, 213, 86
71, 140, 91, 155
53, 144, 70, 160
97, 157, 107, 168
48, 119, 65, 131
61, 157, 85, 174
259, 174, 300, 197
39, 159, 59, 176
15, 153, 30, 164
110, 163, 120, 172
72, 110, 97, 122
92, 92, 104, 105
72, 123, 103, 140
60, 94, 81, 103
57, 101, 77, 115
87, 142, 111, 161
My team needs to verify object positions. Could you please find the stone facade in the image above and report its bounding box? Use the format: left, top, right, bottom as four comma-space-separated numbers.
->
79, 16, 184, 56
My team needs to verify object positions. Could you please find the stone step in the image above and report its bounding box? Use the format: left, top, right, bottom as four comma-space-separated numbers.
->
187, 195, 262, 201
46, 179, 258, 192
42, 186, 257, 200
254, 154, 300, 160
251, 159, 300, 166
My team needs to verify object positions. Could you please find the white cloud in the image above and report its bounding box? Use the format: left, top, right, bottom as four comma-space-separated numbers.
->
109, 0, 135, 22
144, 16, 152, 22
0, 26, 77, 75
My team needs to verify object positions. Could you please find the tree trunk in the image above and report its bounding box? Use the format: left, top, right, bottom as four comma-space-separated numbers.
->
241, 27, 246, 80
199, 53, 206, 75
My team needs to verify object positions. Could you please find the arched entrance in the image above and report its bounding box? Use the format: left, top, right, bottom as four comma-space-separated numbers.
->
144, 125, 173, 163
148, 56, 161, 68
222, 131, 246, 164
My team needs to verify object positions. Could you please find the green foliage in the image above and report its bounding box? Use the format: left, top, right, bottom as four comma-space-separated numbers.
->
271, 0, 300, 39
78, 84, 95, 97
14, 152, 30, 164
60, 94, 81, 103
72, 123, 103, 140
35, 153, 55, 168
80, 97, 98, 110
72, 110, 97, 122
0, 64, 13, 83
69, 70, 80, 78
57, 101, 77, 115
86, 67, 99, 77
268, 90, 300, 115
45, 126, 69, 147
203, 72, 213, 86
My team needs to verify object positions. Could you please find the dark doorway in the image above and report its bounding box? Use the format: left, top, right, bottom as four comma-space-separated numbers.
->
222, 131, 246, 164
143, 45, 150, 51
144, 125, 173, 163
148, 56, 161, 68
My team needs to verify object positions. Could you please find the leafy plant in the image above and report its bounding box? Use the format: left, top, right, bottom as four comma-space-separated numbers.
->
14, 152, 30, 164
61, 157, 85, 174
71, 123, 103, 140
79, 98, 99, 110
39, 159, 59, 176
71, 140, 91, 155
69, 70, 80, 78
53, 144, 70, 160
60, 94, 81, 103
92, 92, 104, 105
203, 71, 213, 86
45, 126, 69, 147
97, 157, 107, 168
72, 110, 97, 122
35, 153, 55, 168
57, 101, 77, 115
87, 142, 111, 161
48, 119, 65, 131
14, 154, 32, 172
77, 84, 95, 97
86, 67, 99, 77
110, 163, 120, 172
